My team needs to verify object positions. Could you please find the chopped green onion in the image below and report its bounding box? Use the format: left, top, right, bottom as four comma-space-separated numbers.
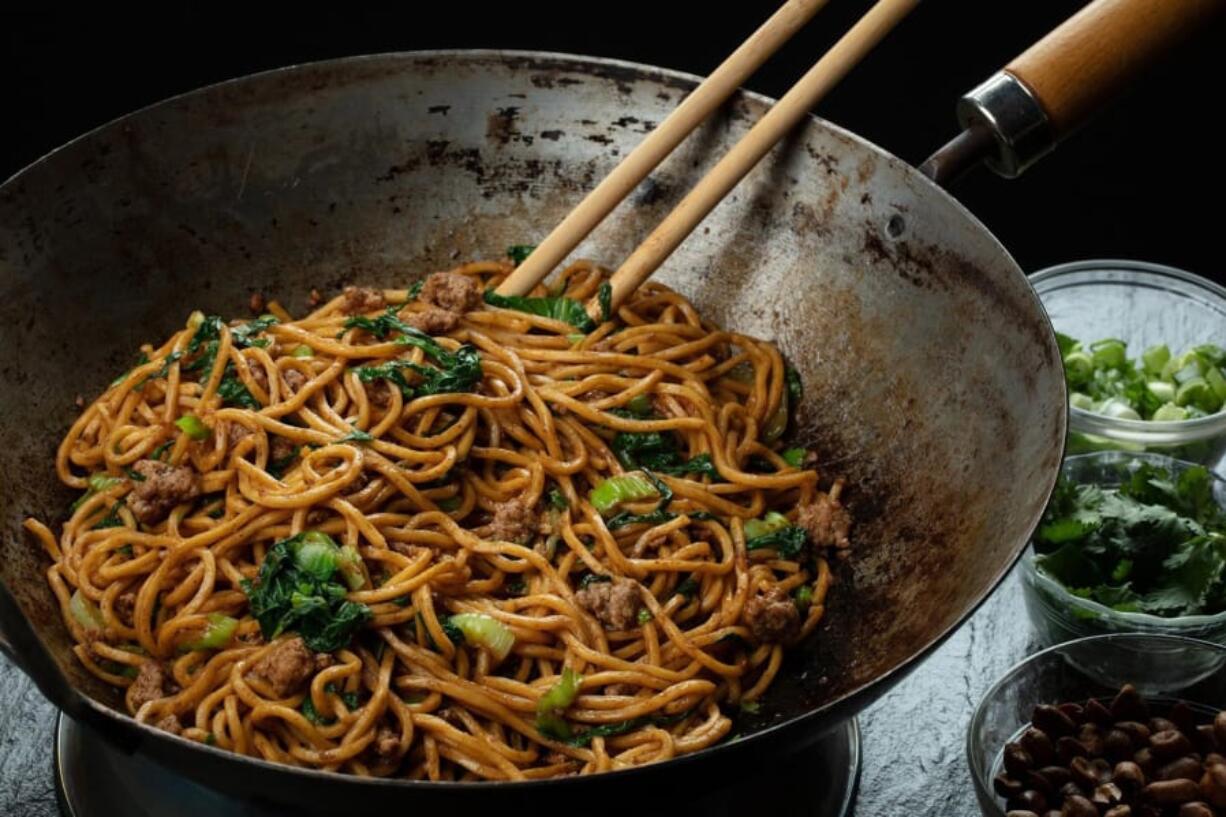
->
625, 393, 653, 416
175, 414, 211, 441
636, 608, 653, 625
1207, 366, 1226, 402
1147, 380, 1176, 404
793, 585, 814, 611
535, 667, 583, 740
336, 428, 375, 445
1062, 350, 1094, 385
589, 473, 658, 515
781, 448, 806, 468
69, 589, 106, 633
184, 613, 238, 651
290, 345, 315, 358
1068, 392, 1095, 411
1142, 344, 1170, 376
743, 511, 790, 541
1090, 338, 1127, 370
447, 613, 515, 661
1097, 398, 1142, 421
1152, 403, 1189, 422
1176, 377, 1221, 413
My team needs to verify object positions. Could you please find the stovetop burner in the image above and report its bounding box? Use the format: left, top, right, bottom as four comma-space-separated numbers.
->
54, 713, 860, 816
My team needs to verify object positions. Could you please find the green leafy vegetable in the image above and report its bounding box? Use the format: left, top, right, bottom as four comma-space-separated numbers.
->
603, 470, 679, 530
138, 351, 184, 388
535, 667, 583, 740
589, 473, 658, 515
674, 576, 700, 598
184, 613, 238, 651
578, 573, 612, 589
507, 245, 536, 265
290, 345, 315, 358
597, 281, 613, 324
69, 589, 106, 633
93, 501, 126, 529
268, 445, 301, 479
483, 290, 596, 333
352, 344, 482, 400
561, 709, 692, 748
547, 487, 569, 510
744, 511, 807, 559
336, 428, 375, 445
149, 440, 173, 461
240, 532, 372, 652
111, 352, 150, 387
217, 371, 260, 409
175, 414, 211, 441
785, 366, 803, 403
447, 613, 515, 661
71, 472, 124, 512
1034, 463, 1226, 617
610, 426, 720, 481
406, 279, 425, 300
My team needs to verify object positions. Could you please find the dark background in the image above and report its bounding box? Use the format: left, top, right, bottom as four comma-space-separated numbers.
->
3, 2, 1223, 280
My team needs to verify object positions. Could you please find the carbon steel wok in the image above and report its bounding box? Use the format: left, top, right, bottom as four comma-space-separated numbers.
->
0, 50, 1064, 811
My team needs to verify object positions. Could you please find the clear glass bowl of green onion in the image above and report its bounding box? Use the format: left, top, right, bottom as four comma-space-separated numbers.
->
1031, 260, 1226, 470
1020, 451, 1226, 648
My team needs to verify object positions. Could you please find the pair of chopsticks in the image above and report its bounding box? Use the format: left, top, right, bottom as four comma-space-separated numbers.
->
494, 0, 920, 318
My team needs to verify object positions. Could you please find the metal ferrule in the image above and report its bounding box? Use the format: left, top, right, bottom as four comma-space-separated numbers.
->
956, 71, 1054, 178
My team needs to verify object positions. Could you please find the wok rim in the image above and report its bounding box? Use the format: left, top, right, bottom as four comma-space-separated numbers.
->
1, 48, 1067, 790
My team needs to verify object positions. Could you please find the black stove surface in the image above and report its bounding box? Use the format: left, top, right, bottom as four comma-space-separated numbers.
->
54, 713, 860, 816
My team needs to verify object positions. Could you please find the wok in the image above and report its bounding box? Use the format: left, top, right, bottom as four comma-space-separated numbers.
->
0, 2, 1204, 809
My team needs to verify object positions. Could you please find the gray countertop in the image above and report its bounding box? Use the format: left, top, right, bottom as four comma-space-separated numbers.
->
0, 567, 1037, 816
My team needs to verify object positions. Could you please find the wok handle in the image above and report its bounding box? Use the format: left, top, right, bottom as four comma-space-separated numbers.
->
1004, 0, 1218, 138
922, 0, 1223, 183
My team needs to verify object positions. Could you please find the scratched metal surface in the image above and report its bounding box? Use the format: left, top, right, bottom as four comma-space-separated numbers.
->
0, 566, 1037, 816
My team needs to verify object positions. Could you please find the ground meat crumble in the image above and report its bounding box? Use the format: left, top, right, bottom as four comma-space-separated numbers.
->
486, 497, 538, 543
247, 637, 317, 698
129, 460, 202, 525
743, 586, 801, 643
341, 286, 386, 315
796, 493, 852, 550
575, 578, 641, 630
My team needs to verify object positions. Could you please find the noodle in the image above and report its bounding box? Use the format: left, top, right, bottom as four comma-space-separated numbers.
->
28, 258, 852, 780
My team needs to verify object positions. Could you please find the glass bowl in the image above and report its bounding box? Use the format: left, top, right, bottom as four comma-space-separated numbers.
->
968, 633, 1226, 816
1030, 259, 1226, 470
1021, 451, 1226, 648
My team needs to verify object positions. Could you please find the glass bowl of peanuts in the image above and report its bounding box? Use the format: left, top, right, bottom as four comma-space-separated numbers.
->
968, 633, 1226, 817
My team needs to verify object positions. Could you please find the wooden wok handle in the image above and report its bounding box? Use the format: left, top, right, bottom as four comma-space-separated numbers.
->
1007, 0, 1222, 137
926, 0, 1223, 182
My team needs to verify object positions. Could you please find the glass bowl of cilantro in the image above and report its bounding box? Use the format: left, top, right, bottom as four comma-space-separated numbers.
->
1030, 260, 1226, 468
1022, 451, 1226, 647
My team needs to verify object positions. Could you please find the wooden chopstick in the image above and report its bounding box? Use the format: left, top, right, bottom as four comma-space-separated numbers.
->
494, 0, 831, 298
587, 0, 921, 319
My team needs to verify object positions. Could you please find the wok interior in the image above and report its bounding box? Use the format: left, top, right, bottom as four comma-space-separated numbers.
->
0, 53, 1065, 741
